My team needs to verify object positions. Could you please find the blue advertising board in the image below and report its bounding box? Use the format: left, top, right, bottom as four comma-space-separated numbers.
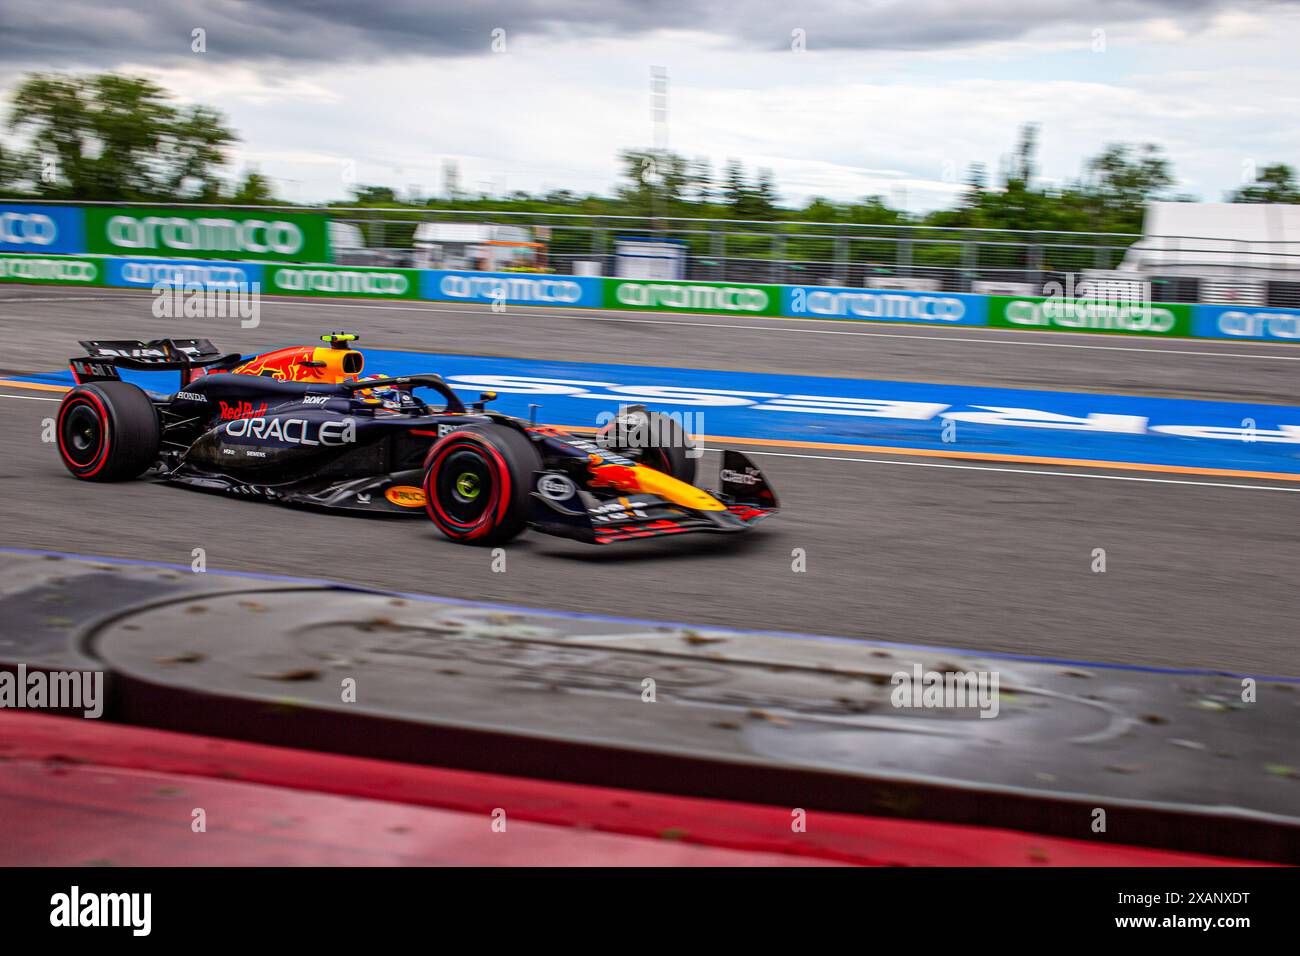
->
105, 257, 264, 290
420, 270, 602, 308
781, 284, 988, 325
1193, 304, 1300, 342
0, 204, 85, 255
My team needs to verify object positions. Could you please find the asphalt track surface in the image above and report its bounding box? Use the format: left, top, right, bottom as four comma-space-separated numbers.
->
1, 285, 1297, 676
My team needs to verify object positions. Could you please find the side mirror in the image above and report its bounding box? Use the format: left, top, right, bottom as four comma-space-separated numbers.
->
471, 390, 498, 412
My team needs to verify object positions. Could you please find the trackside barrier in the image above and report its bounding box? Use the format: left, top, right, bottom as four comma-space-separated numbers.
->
782, 284, 988, 326
422, 269, 603, 307
0, 252, 1295, 342
0, 253, 104, 285
0, 203, 332, 262
604, 277, 782, 316
0, 204, 86, 255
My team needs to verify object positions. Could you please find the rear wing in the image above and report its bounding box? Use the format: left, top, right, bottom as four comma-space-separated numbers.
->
70, 339, 240, 388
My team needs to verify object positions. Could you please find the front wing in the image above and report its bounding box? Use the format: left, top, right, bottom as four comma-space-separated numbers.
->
529, 451, 779, 545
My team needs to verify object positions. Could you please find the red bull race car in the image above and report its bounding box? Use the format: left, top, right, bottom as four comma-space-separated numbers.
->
54, 334, 778, 545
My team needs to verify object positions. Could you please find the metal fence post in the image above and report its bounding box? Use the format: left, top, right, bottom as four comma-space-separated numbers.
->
960, 235, 977, 293
591, 224, 606, 276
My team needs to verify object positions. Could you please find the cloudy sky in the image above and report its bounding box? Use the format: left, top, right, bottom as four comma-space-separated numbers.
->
2, 0, 1298, 210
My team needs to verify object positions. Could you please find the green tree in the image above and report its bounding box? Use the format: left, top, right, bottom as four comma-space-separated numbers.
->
230, 170, 276, 205
0, 141, 21, 194
167, 105, 238, 200
1081, 143, 1175, 231
722, 159, 747, 210
753, 168, 777, 217
349, 184, 398, 204
615, 148, 691, 214
1229, 163, 1300, 203
6, 71, 238, 200
689, 156, 714, 205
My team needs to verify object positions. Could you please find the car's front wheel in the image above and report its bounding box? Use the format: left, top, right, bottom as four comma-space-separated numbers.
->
422, 424, 541, 544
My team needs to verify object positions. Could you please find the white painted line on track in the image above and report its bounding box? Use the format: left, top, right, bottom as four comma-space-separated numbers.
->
0, 393, 60, 402
734, 448, 1300, 493
0, 295, 133, 304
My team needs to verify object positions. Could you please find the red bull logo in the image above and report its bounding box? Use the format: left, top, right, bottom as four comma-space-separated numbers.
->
219, 400, 268, 420
233, 345, 363, 383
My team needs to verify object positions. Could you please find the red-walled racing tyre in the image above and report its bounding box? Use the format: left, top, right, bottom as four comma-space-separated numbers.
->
422, 424, 542, 544
596, 408, 697, 485
56, 381, 161, 481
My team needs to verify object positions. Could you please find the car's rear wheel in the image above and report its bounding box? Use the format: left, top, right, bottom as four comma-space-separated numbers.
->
56, 381, 161, 481
422, 424, 541, 544
597, 408, 697, 485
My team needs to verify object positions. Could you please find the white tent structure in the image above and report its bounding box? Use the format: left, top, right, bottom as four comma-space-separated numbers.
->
1121, 202, 1300, 281
410, 222, 542, 271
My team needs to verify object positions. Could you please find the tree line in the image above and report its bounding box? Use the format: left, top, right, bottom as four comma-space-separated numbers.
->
3, 71, 1298, 235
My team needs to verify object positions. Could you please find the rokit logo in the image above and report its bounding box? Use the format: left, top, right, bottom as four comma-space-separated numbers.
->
223, 416, 356, 445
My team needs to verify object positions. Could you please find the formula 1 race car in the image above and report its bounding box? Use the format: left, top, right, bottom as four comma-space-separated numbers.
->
54, 334, 778, 545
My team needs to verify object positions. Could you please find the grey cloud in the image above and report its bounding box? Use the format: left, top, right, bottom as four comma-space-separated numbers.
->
0, 0, 1287, 68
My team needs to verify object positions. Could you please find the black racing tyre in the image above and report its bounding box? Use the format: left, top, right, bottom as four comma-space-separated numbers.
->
422, 424, 542, 544
597, 409, 697, 485
56, 381, 161, 481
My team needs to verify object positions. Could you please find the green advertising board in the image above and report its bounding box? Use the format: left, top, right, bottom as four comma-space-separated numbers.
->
0, 254, 103, 285
988, 295, 1193, 337
604, 278, 781, 316
265, 264, 421, 298
84, 207, 330, 263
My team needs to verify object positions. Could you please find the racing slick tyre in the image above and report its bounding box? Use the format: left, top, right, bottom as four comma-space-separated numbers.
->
56, 381, 160, 482
596, 408, 697, 485
422, 424, 542, 545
